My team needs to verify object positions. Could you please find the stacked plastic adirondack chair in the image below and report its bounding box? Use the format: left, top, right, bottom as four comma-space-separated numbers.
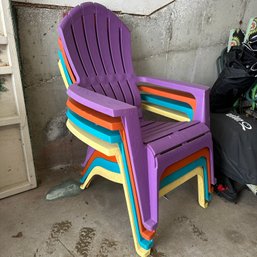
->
57, 3, 215, 256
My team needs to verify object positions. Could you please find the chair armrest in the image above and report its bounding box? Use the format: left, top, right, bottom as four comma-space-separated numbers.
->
67, 84, 150, 225
67, 84, 137, 117
137, 76, 209, 92
136, 76, 210, 126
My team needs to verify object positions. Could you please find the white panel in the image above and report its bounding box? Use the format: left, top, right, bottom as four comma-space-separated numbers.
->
0, 125, 28, 190
12, 0, 175, 16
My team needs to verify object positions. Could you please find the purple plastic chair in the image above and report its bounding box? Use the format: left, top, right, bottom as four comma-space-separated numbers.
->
58, 2, 214, 232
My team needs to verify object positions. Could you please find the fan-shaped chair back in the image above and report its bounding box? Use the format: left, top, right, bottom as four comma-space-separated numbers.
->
58, 3, 141, 111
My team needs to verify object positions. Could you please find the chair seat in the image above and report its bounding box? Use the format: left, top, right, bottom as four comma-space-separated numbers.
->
141, 120, 210, 156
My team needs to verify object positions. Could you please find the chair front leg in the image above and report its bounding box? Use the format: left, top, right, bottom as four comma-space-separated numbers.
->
147, 150, 160, 231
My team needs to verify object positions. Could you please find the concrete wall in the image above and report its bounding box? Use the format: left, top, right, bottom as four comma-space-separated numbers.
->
12, 0, 257, 172
13, 0, 175, 15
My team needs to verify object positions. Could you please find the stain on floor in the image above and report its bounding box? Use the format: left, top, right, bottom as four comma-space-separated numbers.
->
150, 247, 166, 257
96, 238, 117, 257
75, 227, 96, 257
12, 232, 23, 238
224, 229, 245, 244
46, 220, 72, 254
174, 215, 208, 242
50, 220, 72, 240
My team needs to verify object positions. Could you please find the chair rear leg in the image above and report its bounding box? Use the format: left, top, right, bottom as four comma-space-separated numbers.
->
80, 166, 123, 189
159, 167, 209, 209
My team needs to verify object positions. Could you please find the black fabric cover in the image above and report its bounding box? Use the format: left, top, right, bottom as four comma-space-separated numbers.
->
210, 46, 257, 113
211, 112, 257, 185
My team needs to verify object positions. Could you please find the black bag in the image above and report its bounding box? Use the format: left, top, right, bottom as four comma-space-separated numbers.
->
211, 112, 257, 185
210, 46, 257, 113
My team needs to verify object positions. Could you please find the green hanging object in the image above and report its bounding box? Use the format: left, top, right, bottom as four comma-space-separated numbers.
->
244, 17, 257, 43
227, 28, 244, 52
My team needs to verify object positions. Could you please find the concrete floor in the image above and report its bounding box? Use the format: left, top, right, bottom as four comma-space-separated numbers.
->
1, 166, 257, 257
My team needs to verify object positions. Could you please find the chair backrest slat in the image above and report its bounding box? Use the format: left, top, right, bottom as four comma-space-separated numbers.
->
81, 4, 116, 98
58, 3, 141, 112
120, 25, 142, 107
95, 7, 126, 102
70, 6, 106, 95
108, 14, 135, 106
59, 9, 94, 90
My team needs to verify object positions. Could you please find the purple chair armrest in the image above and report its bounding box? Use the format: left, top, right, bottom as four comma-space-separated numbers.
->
137, 76, 209, 92
136, 76, 210, 126
67, 84, 151, 226
67, 84, 137, 117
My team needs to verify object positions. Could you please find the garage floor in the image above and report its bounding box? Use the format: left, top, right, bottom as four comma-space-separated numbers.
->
1, 166, 257, 257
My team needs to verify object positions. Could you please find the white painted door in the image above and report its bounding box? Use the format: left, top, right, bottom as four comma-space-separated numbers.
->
0, 0, 37, 198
